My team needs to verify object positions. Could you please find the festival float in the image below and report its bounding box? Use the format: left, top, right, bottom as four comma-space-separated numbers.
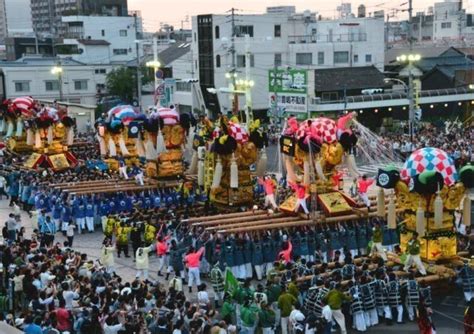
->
377, 148, 474, 260
96, 105, 193, 178
0, 96, 77, 169
201, 116, 267, 206
279, 112, 359, 215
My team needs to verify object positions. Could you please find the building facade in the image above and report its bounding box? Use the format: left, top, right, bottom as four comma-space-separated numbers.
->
31, 0, 128, 36
0, 56, 112, 105
58, 15, 141, 64
192, 7, 385, 114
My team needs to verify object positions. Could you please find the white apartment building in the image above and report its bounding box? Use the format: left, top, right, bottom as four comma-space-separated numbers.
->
0, 56, 112, 105
191, 7, 384, 114
59, 15, 141, 64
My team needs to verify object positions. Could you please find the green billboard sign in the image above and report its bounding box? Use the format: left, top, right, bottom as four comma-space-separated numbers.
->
268, 69, 307, 94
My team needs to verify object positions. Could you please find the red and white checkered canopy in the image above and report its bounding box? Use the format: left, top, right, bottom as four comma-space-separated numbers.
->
296, 117, 337, 144
401, 147, 458, 186
227, 121, 249, 143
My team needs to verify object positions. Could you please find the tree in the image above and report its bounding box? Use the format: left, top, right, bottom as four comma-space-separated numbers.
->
106, 67, 154, 103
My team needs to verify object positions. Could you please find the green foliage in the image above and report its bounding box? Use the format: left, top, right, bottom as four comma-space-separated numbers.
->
106, 66, 153, 103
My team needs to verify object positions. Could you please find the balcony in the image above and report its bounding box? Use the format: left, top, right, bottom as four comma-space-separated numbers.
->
288, 33, 367, 44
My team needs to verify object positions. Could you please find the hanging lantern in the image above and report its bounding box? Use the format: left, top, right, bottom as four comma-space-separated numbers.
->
377, 187, 386, 217
416, 203, 426, 237
230, 153, 239, 189
211, 157, 223, 189
434, 192, 444, 228
387, 195, 396, 229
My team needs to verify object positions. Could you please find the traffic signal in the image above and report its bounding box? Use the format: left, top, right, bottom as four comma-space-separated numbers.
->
414, 107, 422, 121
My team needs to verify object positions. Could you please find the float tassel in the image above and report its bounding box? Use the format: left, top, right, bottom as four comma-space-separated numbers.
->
416, 202, 426, 237
156, 129, 167, 154
108, 137, 117, 157
377, 187, 386, 217
211, 157, 223, 189
463, 195, 471, 227
434, 192, 444, 228
197, 147, 205, 186
230, 154, 239, 189
387, 195, 396, 229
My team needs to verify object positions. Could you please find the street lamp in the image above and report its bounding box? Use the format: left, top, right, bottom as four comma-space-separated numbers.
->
51, 65, 64, 101
396, 53, 421, 143
146, 59, 162, 105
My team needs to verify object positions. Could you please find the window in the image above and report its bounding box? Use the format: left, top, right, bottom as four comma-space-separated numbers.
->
94, 69, 107, 74
365, 54, 372, 62
237, 54, 255, 67
235, 25, 254, 37
274, 24, 281, 37
296, 53, 312, 65
353, 54, 359, 63
113, 49, 127, 55
216, 54, 221, 68
101, 29, 105, 36
96, 84, 105, 92
119, 29, 127, 37
44, 80, 59, 91
334, 51, 349, 64
317, 52, 324, 65
176, 81, 192, 92
274, 53, 282, 67
14, 81, 30, 92
215, 25, 219, 39
74, 80, 88, 91
441, 22, 452, 29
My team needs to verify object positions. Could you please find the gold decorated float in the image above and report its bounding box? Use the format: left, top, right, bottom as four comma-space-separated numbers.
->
377, 148, 473, 261
0, 97, 78, 169
95, 105, 192, 178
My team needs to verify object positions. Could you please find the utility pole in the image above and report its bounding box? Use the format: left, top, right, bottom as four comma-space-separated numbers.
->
57, 59, 63, 101
134, 13, 142, 109
407, 0, 415, 143
228, 7, 238, 115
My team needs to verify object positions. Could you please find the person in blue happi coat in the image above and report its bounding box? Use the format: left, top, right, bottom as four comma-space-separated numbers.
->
52, 199, 62, 231
74, 197, 86, 233
40, 216, 57, 247
85, 197, 95, 232
61, 202, 72, 234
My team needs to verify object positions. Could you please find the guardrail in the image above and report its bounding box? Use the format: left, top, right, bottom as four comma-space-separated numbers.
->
288, 33, 367, 44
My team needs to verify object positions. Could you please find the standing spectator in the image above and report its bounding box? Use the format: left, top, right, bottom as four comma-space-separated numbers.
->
66, 222, 75, 247
6, 213, 17, 243
323, 284, 351, 334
